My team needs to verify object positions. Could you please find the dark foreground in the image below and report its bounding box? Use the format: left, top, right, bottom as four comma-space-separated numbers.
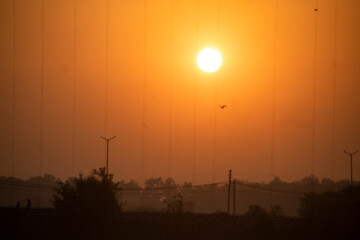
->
0, 207, 357, 240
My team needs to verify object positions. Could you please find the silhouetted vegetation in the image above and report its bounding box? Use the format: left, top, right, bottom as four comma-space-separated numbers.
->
0, 174, 56, 207
298, 184, 360, 219
0, 174, 355, 216
243, 205, 273, 236
52, 168, 122, 239
1, 176, 360, 239
295, 184, 360, 239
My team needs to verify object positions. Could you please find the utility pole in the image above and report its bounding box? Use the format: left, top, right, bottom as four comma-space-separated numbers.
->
344, 150, 359, 186
233, 179, 236, 216
227, 169, 232, 215
101, 136, 116, 176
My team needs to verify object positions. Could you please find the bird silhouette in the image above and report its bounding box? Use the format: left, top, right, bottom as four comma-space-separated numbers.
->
219, 105, 227, 109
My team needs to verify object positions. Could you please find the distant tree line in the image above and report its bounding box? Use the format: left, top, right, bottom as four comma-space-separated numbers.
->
0, 171, 355, 215
1, 168, 359, 240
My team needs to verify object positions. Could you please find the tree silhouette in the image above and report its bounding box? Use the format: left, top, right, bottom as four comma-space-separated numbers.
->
244, 205, 269, 219
269, 204, 284, 217
243, 205, 273, 238
52, 168, 122, 238
298, 185, 360, 219
298, 185, 360, 239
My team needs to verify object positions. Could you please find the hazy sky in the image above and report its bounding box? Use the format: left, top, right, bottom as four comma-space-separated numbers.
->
1, 0, 360, 185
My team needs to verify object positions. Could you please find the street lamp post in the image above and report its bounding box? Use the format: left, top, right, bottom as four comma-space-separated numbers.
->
344, 150, 359, 186
101, 136, 116, 176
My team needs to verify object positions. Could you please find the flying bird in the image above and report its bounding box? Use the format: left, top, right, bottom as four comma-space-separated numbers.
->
219, 105, 227, 109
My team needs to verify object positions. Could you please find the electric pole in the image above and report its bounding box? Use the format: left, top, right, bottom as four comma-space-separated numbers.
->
233, 179, 236, 216
101, 136, 116, 176
344, 150, 359, 186
227, 169, 232, 215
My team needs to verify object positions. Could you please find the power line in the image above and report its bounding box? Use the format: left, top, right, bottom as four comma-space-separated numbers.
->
104, 0, 109, 139
0, 180, 227, 193
311, 0, 319, 177
192, 0, 199, 185
71, 0, 77, 177
231, 170, 276, 181
38, 0, 45, 207
11, 0, 17, 206
270, 0, 279, 179
168, 0, 174, 179
170, 170, 227, 180
331, 0, 338, 180
0, 173, 229, 194
236, 189, 300, 199
0, 182, 54, 191
141, 0, 148, 186
211, 0, 221, 183
0, 185, 54, 192
0, 180, 306, 200
0, 174, 311, 200
235, 181, 303, 196
126, 181, 227, 192
269, 0, 279, 206
39, 0, 44, 181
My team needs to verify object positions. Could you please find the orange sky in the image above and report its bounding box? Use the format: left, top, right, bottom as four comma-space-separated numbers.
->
0, 0, 360, 185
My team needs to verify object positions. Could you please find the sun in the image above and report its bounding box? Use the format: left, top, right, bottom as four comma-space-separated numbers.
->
197, 48, 222, 73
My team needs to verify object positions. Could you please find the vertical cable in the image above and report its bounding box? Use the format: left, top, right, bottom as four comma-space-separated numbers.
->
270, 0, 278, 180
168, 0, 174, 178
11, 0, 17, 206
192, 0, 199, 184
39, 0, 44, 178
38, 0, 45, 207
269, 0, 279, 205
212, 0, 221, 183
311, 1, 319, 176
331, 0, 338, 179
103, 0, 110, 171
71, 0, 77, 177
141, 0, 147, 186
104, 0, 109, 139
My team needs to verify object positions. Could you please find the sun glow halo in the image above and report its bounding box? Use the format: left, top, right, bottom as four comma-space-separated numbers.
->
197, 48, 222, 73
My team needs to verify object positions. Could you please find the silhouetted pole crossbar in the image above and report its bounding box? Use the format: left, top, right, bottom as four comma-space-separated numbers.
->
344, 150, 359, 186
101, 136, 116, 176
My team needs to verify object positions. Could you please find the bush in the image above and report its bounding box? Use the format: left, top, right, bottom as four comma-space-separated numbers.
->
52, 168, 122, 238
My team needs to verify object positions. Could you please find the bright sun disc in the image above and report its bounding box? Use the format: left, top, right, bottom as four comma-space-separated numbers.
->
197, 48, 222, 73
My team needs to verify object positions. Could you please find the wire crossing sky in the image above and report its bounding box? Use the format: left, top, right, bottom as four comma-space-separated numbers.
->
0, 0, 359, 185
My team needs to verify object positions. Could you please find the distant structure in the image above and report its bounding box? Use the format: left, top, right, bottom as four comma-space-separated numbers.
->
101, 136, 116, 176
344, 150, 359, 186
